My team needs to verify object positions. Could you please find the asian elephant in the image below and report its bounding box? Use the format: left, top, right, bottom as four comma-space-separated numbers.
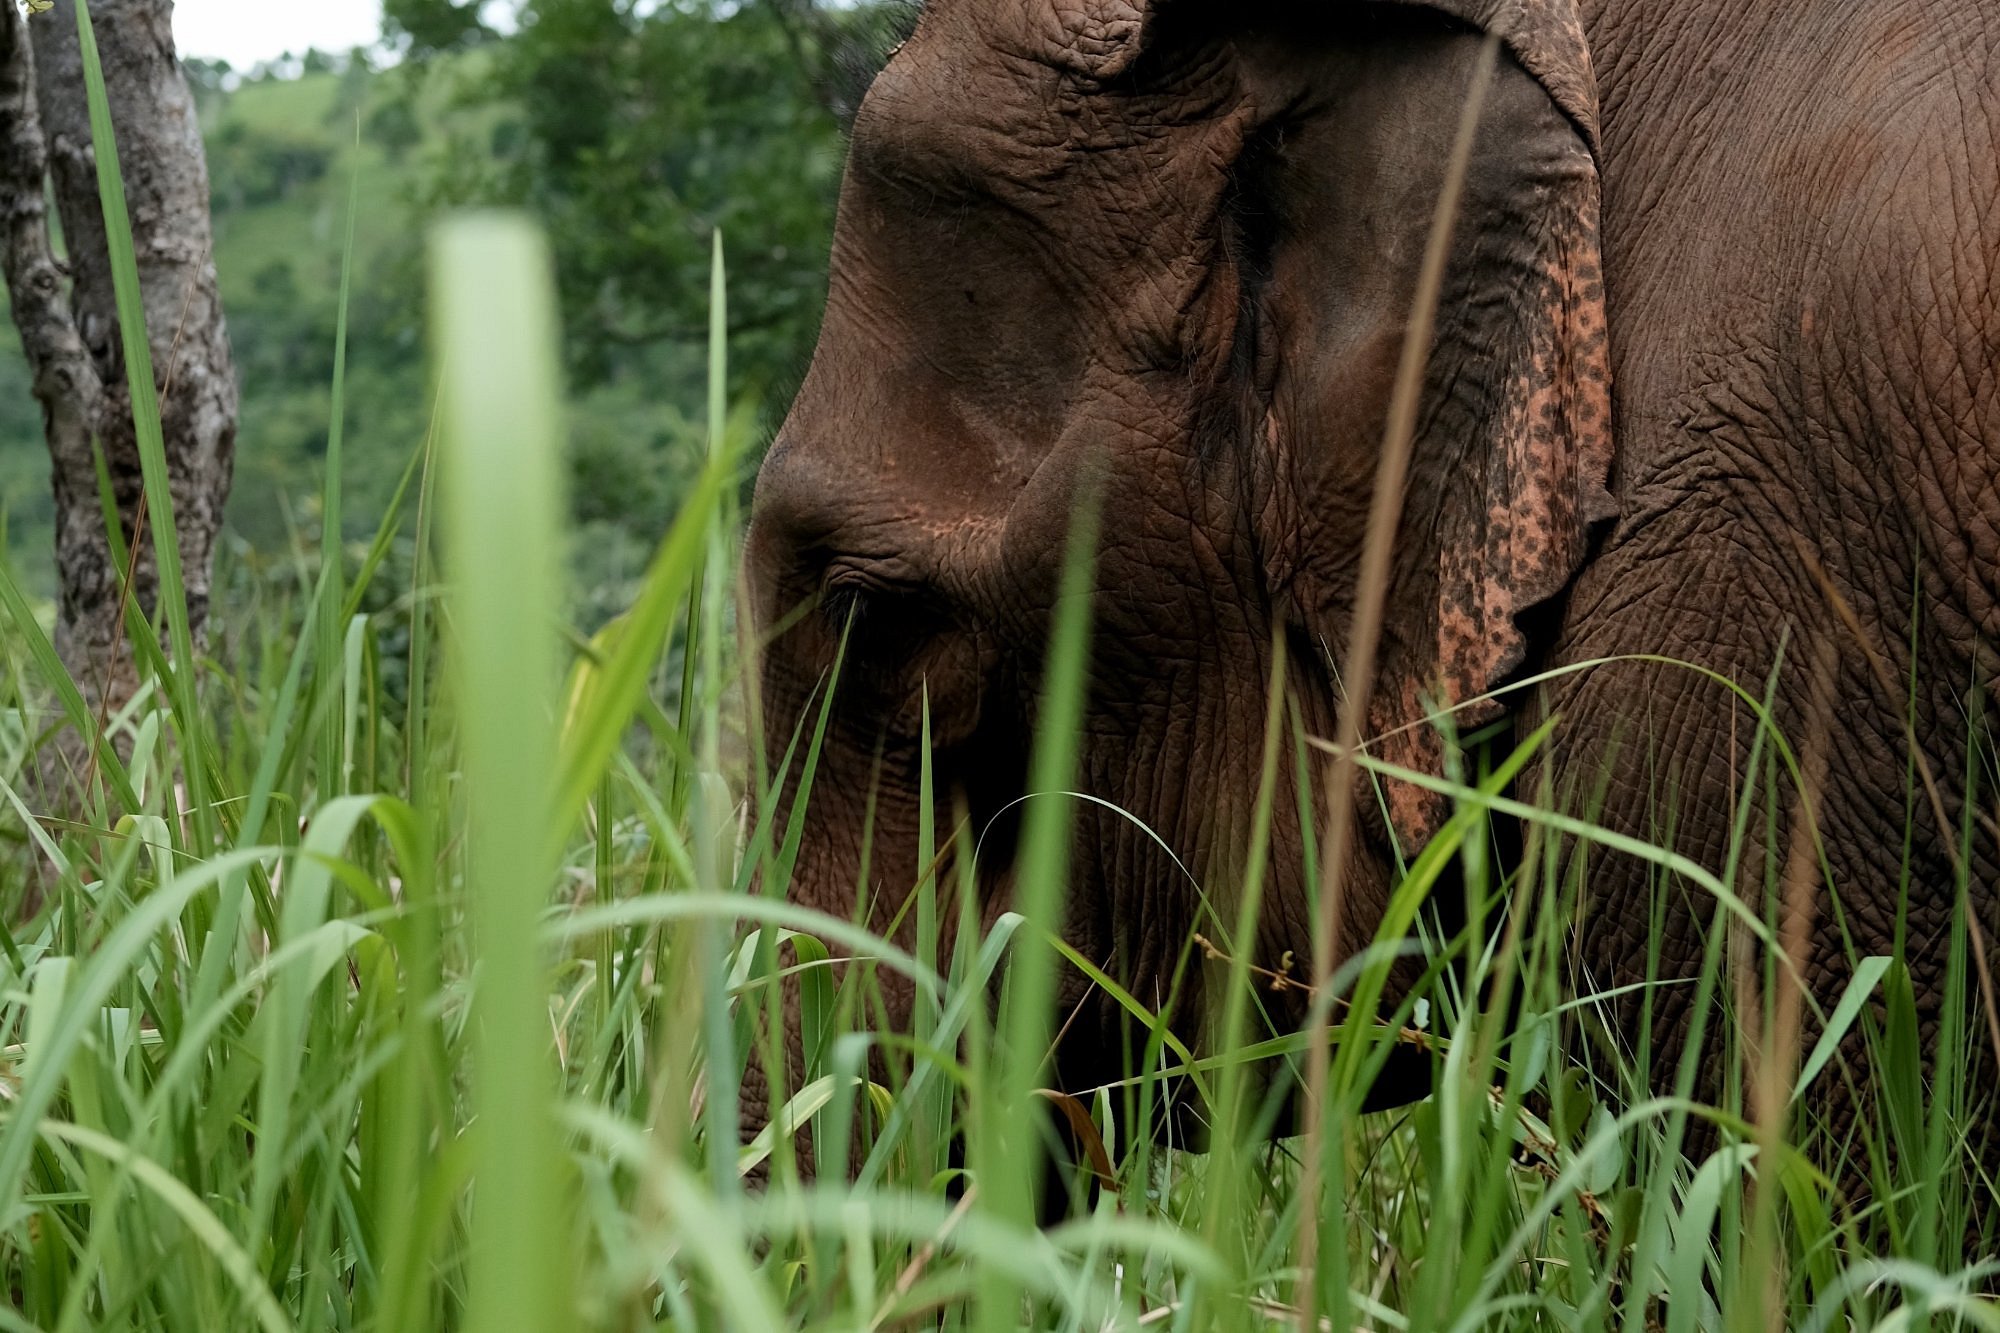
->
743, 0, 2000, 1178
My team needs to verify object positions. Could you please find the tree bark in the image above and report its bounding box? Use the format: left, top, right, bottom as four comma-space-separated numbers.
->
15, 0, 237, 706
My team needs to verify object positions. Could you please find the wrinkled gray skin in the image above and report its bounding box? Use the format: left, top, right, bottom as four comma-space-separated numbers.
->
745, 0, 2000, 1166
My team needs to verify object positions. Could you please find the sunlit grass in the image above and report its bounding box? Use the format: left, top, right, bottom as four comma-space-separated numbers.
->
0, 2, 1995, 1328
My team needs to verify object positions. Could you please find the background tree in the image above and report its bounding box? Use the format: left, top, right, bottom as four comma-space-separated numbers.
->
0, 0, 237, 716
0, 0, 898, 643
382, 0, 492, 54
396, 0, 907, 395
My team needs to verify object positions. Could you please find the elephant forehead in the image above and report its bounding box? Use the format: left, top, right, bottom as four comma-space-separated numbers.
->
850, 7, 1245, 225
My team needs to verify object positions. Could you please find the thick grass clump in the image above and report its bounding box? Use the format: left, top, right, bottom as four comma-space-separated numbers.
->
1, 4, 1996, 1328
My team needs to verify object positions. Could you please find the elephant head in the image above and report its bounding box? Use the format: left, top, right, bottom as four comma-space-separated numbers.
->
745, 0, 1615, 1132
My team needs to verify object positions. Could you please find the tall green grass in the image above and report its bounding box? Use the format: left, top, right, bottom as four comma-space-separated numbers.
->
0, 3, 1995, 1327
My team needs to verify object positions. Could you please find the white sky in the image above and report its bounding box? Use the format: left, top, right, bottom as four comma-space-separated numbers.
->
173, 0, 386, 69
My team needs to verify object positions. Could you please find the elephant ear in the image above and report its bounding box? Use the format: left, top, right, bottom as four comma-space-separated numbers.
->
1388, 0, 1613, 848
976, 0, 1155, 81
1242, 0, 1614, 851
1418, 0, 1604, 157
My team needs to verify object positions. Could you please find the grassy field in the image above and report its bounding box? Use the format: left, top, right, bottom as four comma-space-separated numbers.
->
2, 7, 1998, 1330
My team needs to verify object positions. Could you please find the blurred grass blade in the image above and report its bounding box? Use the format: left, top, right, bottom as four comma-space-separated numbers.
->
38, 1121, 294, 1333
0, 849, 274, 1213
247, 794, 388, 1251
430, 211, 574, 1333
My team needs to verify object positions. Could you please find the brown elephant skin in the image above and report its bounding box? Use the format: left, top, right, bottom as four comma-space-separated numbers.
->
742, 0, 2000, 1180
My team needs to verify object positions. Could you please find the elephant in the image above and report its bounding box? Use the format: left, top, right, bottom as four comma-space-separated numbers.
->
743, 0, 2000, 1190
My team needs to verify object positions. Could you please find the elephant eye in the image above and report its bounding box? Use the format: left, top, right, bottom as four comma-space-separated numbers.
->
819, 563, 931, 659
820, 581, 870, 637
812, 559, 980, 746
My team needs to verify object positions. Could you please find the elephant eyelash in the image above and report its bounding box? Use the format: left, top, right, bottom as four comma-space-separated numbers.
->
819, 567, 937, 659
820, 583, 870, 637
819, 572, 899, 636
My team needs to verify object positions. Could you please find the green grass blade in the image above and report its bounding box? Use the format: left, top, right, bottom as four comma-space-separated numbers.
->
0, 553, 140, 814
551, 457, 727, 846
71, 0, 211, 846
38, 1121, 294, 1333
430, 212, 574, 1333
316, 131, 362, 803
975, 471, 1100, 1331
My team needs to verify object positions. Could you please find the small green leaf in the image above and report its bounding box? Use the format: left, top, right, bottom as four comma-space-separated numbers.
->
1550, 1065, 1597, 1147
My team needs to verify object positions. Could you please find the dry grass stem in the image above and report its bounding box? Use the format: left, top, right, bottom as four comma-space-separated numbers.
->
1293, 39, 1500, 1326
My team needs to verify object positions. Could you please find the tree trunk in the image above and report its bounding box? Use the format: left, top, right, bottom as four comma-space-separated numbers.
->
11, 0, 236, 709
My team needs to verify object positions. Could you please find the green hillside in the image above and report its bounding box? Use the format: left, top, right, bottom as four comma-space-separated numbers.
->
0, 50, 723, 625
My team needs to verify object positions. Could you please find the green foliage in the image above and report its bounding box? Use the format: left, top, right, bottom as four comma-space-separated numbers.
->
0, 37, 731, 610
363, 92, 422, 162
411, 0, 879, 391
208, 119, 337, 209
383, 0, 492, 54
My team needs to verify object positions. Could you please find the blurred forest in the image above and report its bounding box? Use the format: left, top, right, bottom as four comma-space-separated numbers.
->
0, 0, 904, 627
